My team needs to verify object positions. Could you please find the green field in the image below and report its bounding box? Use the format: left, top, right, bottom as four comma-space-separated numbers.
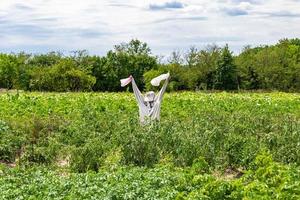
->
0, 92, 300, 199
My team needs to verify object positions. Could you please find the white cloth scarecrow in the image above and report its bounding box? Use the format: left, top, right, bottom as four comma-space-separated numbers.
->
120, 72, 170, 124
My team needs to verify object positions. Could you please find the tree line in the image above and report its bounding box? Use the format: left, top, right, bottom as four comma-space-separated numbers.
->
0, 38, 299, 92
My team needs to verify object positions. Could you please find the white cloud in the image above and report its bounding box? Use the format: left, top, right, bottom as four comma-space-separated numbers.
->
0, 0, 299, 55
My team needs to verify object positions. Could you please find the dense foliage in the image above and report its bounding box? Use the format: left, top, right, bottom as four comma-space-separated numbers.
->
1, 152, 300, 199
0, 38, 300, 92
0, 92, 299, 168
0, 92, 299, 198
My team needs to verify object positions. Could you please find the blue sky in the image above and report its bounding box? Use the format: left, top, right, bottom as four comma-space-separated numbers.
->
0, 0, 300, 57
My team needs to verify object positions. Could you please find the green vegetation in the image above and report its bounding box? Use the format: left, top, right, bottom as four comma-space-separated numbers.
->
0, 38, 300, 92
0, 92, 299, 199
1, 153, 300, 199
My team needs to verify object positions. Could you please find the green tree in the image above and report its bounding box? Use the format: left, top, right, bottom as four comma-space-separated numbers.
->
235, 39, 300, 91
0, 54, 18, 89
114, 39, 151, 55
168, 50, 183, 65
29, 58, 95, 92
190, 44, 221, 90
27, 52, 62, 67
235, 46, 261, 90
184, 46, 199, 67
92, 39, 157, 91
214, 44, 238, 90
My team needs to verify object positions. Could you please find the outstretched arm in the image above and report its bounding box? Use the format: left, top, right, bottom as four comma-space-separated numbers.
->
156, 75, 170, 101
131, 76, 145, 105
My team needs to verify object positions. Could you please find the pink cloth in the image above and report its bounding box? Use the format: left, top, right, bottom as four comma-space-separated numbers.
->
120, 76, 132, 87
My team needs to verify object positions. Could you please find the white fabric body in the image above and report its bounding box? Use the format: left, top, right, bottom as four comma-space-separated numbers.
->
120, 73, 170, 124
132, 77, 169, 124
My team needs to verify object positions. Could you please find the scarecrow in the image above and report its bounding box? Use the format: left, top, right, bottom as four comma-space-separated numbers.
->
120, 73, 170, 124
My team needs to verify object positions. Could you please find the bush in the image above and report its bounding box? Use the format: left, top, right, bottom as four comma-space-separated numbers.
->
70, 139, 105, 172
121, 127, 161, 167
0, 121, 24, 162
29, 59, 96, 92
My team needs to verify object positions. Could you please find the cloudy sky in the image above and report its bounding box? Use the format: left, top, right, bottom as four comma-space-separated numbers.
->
0, 0, 300, 56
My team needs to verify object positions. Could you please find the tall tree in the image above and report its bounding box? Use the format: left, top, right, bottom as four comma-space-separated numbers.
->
114, 39, 151, 55
92, 39, 157, 91
214, 44, 238, 90
168, 50, 183, 65
185, 46, 198, 67
0, 54, 18, 89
